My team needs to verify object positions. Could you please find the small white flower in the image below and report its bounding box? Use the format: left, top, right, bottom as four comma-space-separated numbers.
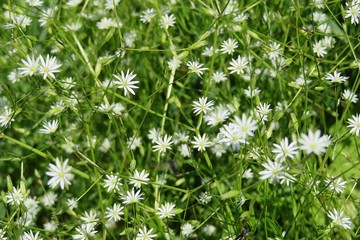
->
25, 0, 43, 6
325, 177, 347, 193
140, 8, 156, 23
259, 159, 284, 183
228, 55, 249, 75
121, 188, 144, 205
198, 191, 212, 204
244, 86, 261, 98
342, 89, 358, 103
41, 192, 57, 207
0, 106, 15, 128
327, 208, 352, 230
312, 41, 327, 57
105, 0, 120, 10
105, 203, 124, 222
136, 226, 157, 240
113, 69, 139, 96
347, 114, 360, 136
130, 169, 150, 188
18, 55, 39, 77
39, 119, 59, 134
211, 71, 227, 83
152, 134, 173, 153
6, 186, 26, 206
160, 13, 176, 29
191, 133, 212, 151
103, 174, 122, 192
73, 224, 97, 239
46, 158, 74, 190
220, 38, 238, 55
157, 202, 176, 219
181, 223, 194, 237
298, 129, 330, 156
186, 60, 208, 76
38, 55, 62, 79
345, 1, 360, 25
22, 230, 43, 240
325, 70, 349, 83
192, 96, 214, 115
272, 137, 298, 161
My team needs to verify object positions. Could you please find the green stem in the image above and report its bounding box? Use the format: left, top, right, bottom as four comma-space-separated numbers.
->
1, 133, 47, 158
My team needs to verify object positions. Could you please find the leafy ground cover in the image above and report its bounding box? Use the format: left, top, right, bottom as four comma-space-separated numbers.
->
0, 0, 360, 239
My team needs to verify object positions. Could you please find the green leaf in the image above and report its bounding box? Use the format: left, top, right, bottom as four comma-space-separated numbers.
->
221, 190, 241, 200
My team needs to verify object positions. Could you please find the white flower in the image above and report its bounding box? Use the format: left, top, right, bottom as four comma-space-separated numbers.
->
325, 177, 347, 193
46, 158, 74, 190
327, 208, 352, 230
0, 228, 6, 240
66, 0, 82, 7
127, 136, 142, 150
130, 169, 150, 188
80, 210, 99, 227
198, 191, 212, 204
121, 188, 144, 205
219, 123, 246, 150
342, 89, 358, 103
39, 119, 59, 134
148, 128, 161, 142
113, 69, 139, 96
202, 46, 218, 57
211, 71, 227, 83
192, 96, 214, 115
152, 134, 173, 153
25, 0, 43, 6
167, 57, 181, 71
204, 106, 230, 126
103, 174, 122, 192
96, 17, 118, 29
272, 137, 298, 161
105, 0, 120, 10
157, 202, 176, 219
298, 129, 330, 156
259, 159, 284, 183
181, 223, 194, 237
66, 197, 78, 210
233, 113, 258, 139
99, 138, 111, 152
345, 1, 360, 25
44, 221, 58, 232
73, 224, 97, 239
220, 38, 238, 55
244, 86, 261, 98
0, 106, 15, 127
5, 186, 25, 206
22, 230, 43, 240
38, 55, 62, 79
160, 13, 176, 29
136, 226, 157, 240
186, 60, 208, 76
266, 41, 282, 60
312, 41, 327, 57
19, 55, 39, 77
325, 70, 349, 83
140, 8, 156, 23
191, 133, 212, 151
105, 203, 124, 222
255, 103, 272, 123
228, 56, 249, 75
347, 114, 360, 136
41, 192, 57, 207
